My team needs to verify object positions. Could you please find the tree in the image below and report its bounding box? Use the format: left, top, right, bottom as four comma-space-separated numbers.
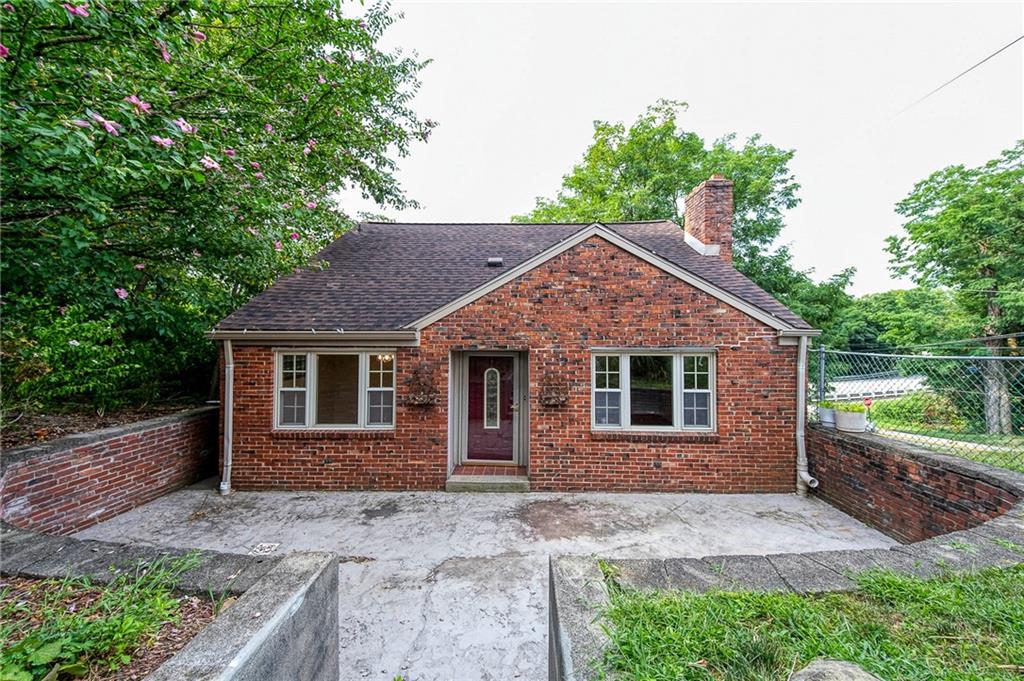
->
514, 100, 854, 334
832, 288, 976, 352
887, 141, 1024, 434
1, 0, 432, 408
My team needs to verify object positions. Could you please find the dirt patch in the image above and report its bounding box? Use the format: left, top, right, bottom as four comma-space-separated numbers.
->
0, 576, 215, 680
2, 403, 203, 450
338, 555, 375, 564
513, 499, 627, 540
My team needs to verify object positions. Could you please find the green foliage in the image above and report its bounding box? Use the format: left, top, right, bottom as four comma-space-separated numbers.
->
0, 554, 200, 680
832, 287, 978, 352
834, 402, 866, 413
601, 565, 1024, 681
869, 392, 966, 431
1, 0, 431, 409
887, 141, 1024, 338
513, 100, 854, 336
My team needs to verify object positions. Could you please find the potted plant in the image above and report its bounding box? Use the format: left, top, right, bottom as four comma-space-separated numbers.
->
818, 401, 838, 428
834, 402, 867, 433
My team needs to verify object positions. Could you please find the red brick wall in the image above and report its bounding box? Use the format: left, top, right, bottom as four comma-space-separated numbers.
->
1, 408, 216, 535
807, 425, 1020, 542
225, 235, 799, 492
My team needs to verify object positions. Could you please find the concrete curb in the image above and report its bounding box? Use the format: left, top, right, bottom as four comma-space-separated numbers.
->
145, 552, 338, 681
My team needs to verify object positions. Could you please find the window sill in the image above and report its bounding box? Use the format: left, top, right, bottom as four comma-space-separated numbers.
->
271, 428, 396, 441
590, 430, 719, 444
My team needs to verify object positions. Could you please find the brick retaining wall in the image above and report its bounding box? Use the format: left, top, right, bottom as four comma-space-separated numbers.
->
806, 424, 1020, 542
1, 407, 217, 535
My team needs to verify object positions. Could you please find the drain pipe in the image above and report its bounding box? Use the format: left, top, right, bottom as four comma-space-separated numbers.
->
795, 335, 818, 495
219, 339, 234, 496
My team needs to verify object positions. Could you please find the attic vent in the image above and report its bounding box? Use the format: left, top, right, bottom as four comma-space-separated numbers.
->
486, 257, 504, 267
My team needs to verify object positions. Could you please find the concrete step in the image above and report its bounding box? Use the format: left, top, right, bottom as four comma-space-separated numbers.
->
445, 475, 530, 493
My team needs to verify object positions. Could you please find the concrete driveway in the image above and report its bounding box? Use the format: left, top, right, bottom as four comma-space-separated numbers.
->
77, 481, 893, 681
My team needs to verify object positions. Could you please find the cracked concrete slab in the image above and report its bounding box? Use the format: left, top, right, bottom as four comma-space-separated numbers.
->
76, 481, 893, 680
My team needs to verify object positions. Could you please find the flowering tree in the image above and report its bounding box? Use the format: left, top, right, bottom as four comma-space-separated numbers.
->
1, 0, 432, 408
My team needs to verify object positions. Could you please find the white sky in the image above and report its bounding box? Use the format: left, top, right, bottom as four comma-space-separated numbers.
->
346, 1, 1024, 295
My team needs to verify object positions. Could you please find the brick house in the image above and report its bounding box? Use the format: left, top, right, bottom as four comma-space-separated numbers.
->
211, 175, 820, 493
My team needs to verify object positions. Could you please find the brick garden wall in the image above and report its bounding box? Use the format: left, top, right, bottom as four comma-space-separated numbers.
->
225, 235, 800, 493
1, 407, 217, 535
807, 424, 1020, 542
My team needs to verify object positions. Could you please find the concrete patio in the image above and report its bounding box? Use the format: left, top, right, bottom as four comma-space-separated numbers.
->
77, 480, 894, 681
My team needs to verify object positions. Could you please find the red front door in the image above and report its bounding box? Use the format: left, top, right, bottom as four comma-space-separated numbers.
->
467, 356, 515, 461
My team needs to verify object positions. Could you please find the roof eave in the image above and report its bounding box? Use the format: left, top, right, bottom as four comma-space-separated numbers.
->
206, 329, 421, 346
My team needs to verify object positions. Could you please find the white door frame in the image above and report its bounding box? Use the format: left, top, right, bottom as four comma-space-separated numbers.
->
448, 351, 528, 467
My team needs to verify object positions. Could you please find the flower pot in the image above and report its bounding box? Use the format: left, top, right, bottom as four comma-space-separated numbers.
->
835, 410, 867, 433
818, 407, 836, 429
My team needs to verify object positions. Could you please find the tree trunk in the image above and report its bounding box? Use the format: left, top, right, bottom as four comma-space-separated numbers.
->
982, 292, 1012, 435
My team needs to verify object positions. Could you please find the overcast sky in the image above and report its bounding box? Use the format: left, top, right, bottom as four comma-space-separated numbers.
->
346, 1, 1023, 295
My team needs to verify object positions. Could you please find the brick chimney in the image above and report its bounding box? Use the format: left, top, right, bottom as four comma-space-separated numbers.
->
684, 174, 734, 265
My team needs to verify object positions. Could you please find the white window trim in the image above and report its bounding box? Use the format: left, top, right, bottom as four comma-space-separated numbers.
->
274, 350, 396, 430
591, 351, 716, 433
483, 367, 500, 429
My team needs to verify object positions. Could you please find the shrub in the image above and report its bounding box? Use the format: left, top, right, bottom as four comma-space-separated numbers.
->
834, 402, 866, 413
870, 391, 966, 430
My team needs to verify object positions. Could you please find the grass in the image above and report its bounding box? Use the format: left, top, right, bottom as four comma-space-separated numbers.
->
600, 565, 1024, 681
0, 554, 201, 681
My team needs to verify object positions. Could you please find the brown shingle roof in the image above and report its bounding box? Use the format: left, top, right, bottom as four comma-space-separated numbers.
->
215, 221, 811, 332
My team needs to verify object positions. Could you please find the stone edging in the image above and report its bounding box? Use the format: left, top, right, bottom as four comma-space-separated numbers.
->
0, 406, 217, 475
0, 524, 339, 680
549, 447, 1024, 681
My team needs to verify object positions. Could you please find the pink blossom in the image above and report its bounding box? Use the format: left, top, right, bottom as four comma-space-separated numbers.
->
69, 118, 91, 128
246, 226, 258, 236
0, 44, 7, 59
305, 201, 317, 210
150, 135, 173, 148
282, 202, 291, 209
58, 305, 68, 315
254, 171, 264, 179
3, 4, 13, 12
301, 94, 309, 103
134, 263, 146, 270
303, 146, 311, 155
154, 40, 170, 63
62, 3, 89, 17
199, 155, 221, 171
191, 31, 207, 42
273, 240, 283, 251
114, 287, 129, 299
249, 161, 260, 170
124, 94, 151, 114
290, 232, 300, 240
264, 123, 273, 133
317, 74, 326, 84
89, 112, 122, 136
224, 148, 236, 157
307, 138, 318, 148
173, 117, 196, 134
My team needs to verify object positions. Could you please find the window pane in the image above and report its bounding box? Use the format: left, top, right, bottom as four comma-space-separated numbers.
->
282, 354, 306, 388
367, 390, 394, 426
683, 392, 710, 427
280, 390, 306, 425
484, 368, 499, 428
629, 355, 674, 426
369, 353, 394, 388
595, 391, 621, 426
317, 354, 359, 425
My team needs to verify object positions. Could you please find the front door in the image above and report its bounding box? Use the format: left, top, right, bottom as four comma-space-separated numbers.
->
467, 355, 515, 461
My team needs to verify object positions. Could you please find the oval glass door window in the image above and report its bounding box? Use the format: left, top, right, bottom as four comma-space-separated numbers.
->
484, 367, 500, 429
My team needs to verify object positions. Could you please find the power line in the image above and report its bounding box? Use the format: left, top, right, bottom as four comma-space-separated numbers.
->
896, 33, 1024, 116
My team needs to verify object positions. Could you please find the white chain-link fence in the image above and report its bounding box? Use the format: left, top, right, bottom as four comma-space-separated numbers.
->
810, 349, 1024, 473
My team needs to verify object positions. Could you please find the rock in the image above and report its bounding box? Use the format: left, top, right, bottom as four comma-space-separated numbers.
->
789, 659, 883, 680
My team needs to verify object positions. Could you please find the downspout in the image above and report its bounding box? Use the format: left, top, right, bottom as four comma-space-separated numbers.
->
795, 335, 818, 495
219, 339, 234, 496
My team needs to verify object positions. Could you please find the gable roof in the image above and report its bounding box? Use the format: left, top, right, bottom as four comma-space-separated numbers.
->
214, 220, 813, 334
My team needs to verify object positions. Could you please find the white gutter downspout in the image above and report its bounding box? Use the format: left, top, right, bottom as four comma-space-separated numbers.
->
795, 335, 818, 495
219, 339, 234, 496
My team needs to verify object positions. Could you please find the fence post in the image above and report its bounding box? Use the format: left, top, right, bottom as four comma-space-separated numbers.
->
817, 346, 826, 403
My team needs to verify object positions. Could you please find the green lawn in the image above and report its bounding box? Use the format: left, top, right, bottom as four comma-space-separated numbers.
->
601, 565, 1024, 681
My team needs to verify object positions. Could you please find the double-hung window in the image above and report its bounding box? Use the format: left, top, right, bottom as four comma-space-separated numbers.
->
276, 351, 395, 429
591, 351, 715, 431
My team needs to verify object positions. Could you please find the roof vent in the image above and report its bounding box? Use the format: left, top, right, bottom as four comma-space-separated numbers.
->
486, 257, 504, 267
